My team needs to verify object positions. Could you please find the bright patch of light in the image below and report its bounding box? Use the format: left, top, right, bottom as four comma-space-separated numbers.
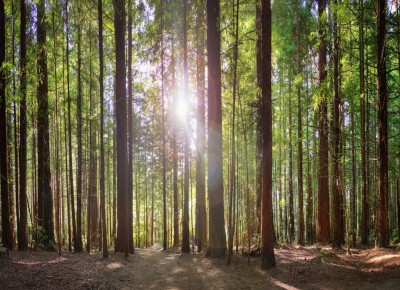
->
175, 96, 189, 122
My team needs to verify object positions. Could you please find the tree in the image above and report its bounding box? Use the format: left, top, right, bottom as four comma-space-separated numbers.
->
18, 0, 28, 251
181, 0, 190, 254
206, 0, 226, 258
260, 0, 276, 270
98, 0, 108, 259
316, 0, 330, 244
37, 0, 54, 246
376, 0, 389, 247
0, 0, 13, 250
195, 0, 206, 253
113, 0, 129, 256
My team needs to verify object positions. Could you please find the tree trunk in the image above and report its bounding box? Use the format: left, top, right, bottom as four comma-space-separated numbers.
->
317, 0, 330, 244
37, 0, 54, 246
181, 0, 190, 254
113, 0, 129, 256
76, 7, 83, 253
227, 0, 239, 265
206, 0, 226, 258
294, 0, 304, 246
127, 0, 134, 255
332, 0, 343, 248
260, 0, 276, 270
195, 0, 206, 252
0, 0, 13, 250
376, 0, 389, 248
18, 0, 28, 251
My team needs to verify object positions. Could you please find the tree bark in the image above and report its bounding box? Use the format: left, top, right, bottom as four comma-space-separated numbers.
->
113, 0, 129, 256
376, 0, 389, 247
317, 0, 330, 243
37, 0, 54, 245
18, 0, 28, 251
206, 0, 226, 258
260, 0, 276, 270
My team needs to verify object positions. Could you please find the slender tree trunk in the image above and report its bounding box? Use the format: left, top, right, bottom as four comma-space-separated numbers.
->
195, 0, 206, 252
317, 0, 330, 243
37, 0, 54, 245
18, 0, 28, 251
65, 0, 77, 251
127, 0, 134, 255
181, 0, 190, 254
288, 78, 294, 243
260, 0, 276, 270
227, 0, 239, 265
358, 0, 368, 246
206, 0, 226, 258
75, 7, 83, 253
160, 0, 168, 251
332, 0, 343, 248
0, 0, 13, 250
294, 0, 304, 246
376, 0, 389, 247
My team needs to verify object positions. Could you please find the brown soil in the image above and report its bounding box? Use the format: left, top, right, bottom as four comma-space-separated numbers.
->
1, 244, 399, 289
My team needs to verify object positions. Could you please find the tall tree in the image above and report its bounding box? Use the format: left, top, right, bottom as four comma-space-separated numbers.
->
260, 0, 276, 270
376, 0, 389, 247
0, 0, 13, 250
195, 0, 206, 252
65, 0, 77, 251
332, 0, 343, 248
113, 0, 129, 256
206, 0, 226, 258
127, 0, 135, 255
76, 4, 83, 253
181, 0, 190, 254
18, 0, 28, 251
294, 0, 304, 246
316, 0, 330, 243
98, 0, 108, 259
37, 0, 54, 245
359, 0, 368, 246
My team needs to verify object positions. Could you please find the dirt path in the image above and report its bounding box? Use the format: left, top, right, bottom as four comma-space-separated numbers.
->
1, 244, 399, 289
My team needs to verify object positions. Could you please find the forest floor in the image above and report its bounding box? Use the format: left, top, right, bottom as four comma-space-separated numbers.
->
1, 243, 400, 289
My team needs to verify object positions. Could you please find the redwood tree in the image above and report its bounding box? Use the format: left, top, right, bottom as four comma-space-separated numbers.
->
37, 0, 54, 245
206, 0, 226, 258
316, 0, 330, 243
260, 0, 276, 270
376, 0, 389, 247
0, 0, 13, 250
113, 0, 129, 256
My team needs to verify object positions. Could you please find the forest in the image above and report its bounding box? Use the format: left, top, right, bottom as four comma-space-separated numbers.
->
1, 0, 400, 289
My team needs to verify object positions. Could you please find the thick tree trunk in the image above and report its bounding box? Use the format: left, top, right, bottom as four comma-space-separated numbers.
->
206, 0, 226, 258
376, 0, 389, 248
113, 0, 129, 256
37, 0, 54, 245
317, 0, 330, 243
260, 0, 276, 270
